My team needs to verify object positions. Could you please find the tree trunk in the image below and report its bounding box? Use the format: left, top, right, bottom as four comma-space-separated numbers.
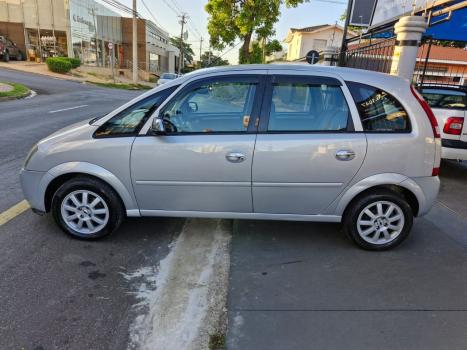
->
241, 32, 252, 64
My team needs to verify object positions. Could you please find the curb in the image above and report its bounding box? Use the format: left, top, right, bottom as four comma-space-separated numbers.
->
0, 87, 34, 102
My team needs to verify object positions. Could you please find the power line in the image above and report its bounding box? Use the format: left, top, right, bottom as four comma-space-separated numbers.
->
141, 0, 163, 28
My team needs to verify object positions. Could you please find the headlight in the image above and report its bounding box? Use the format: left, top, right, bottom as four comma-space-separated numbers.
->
23, 144, 38, 169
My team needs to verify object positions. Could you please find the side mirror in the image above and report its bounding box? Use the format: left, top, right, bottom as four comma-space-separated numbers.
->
188, 101, 198, 112
151, 118, 166, 135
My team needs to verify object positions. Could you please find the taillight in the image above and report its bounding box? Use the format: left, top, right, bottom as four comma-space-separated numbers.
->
410, 85, 440, 138
432, 167, 440, 176
443, 117, 464, 135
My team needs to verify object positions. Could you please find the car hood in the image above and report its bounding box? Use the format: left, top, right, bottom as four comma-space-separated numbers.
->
38, 119, 96, 147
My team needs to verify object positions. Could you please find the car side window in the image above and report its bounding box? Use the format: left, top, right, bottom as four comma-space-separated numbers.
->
94, 86, 178, 137
160, 78, 258, 133
267, 82, 351, 132
347, 81, 411, 133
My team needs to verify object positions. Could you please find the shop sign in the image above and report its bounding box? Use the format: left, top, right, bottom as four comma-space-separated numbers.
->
73, 14, 96, 33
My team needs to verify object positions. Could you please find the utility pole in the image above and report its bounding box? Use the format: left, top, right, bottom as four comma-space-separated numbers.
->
132, 0, 138, 83
199, 37, 203, 68
338, 0, 353, 67
178, 13, 187, 75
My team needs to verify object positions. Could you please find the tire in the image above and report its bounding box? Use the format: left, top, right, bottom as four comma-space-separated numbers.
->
343, 190, 413, 251
3, 51, 9, 62
16, 51, 23, 61
51, 176, 125, 239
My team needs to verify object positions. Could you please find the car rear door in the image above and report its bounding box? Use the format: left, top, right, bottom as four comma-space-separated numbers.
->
252, 73, 367, 215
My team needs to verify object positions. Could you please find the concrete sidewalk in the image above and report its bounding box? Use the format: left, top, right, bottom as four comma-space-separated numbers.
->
227, 161, 467, 350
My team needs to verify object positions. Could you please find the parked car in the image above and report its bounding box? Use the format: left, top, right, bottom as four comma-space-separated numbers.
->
21, 65, 441, 250
0, 36, 24, 62
157, 72, 180, 85
419, 84, 467, 161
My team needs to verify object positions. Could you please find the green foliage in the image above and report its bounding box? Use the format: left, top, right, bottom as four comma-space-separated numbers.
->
247, 38, 283, 64
61, 57, 81, 69
199, 51, 229, 68
170, 36, 195, 67
205, 0, 307, 63
0, 81, 30, 99
46, 57, 72, 73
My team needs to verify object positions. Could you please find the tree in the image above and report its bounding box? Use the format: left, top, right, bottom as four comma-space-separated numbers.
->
205, 0, 308, 64
170, 37, 195, 69
199, 51, 229, 68
248, 38, 283, 64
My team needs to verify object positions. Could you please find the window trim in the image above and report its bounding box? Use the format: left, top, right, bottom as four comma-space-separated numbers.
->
145, 74, 267, 136
93, 85, 179, 139
258, 75, 354, 134
346, 81, 413, 134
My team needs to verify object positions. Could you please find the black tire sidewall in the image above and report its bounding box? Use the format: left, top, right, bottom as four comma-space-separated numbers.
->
344, 192, 413, 251
3, 52, 9, 62
51, 177, 124, 239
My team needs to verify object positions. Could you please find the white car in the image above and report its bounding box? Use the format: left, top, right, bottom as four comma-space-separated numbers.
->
420, 85, 467, 160
157, 73, 180, 86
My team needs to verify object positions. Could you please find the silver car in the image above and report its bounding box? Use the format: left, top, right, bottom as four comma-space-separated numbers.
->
21, 65, 441, 250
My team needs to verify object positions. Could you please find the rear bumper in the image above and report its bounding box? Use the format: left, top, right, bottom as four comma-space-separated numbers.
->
401, 176, 440, 217
20, 168, 48, 212
441, 139, 467, 160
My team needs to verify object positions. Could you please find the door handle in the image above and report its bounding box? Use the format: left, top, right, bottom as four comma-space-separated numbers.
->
335, 150, 356, 161
226, 152, 246, 163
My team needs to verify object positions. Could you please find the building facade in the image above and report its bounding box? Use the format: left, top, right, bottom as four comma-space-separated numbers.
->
0, 0, 177, 73
284, 24, 355, 61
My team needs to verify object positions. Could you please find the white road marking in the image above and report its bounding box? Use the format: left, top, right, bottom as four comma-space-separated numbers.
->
49, 104, 88, 114
123, 219, 231, 350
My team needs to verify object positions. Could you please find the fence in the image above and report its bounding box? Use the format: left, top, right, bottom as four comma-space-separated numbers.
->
338, 35, 467, 86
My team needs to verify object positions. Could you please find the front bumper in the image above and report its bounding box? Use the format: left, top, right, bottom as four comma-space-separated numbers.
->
20, 168, 48, 212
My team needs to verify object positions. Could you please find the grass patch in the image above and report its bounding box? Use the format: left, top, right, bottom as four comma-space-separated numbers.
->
0, 82, 30, 99
88, 81, 152, 90
209, 333, 226, 350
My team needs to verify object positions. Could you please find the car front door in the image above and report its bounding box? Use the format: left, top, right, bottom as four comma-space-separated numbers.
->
131, 74, 264, 214
252, 73, 367, 215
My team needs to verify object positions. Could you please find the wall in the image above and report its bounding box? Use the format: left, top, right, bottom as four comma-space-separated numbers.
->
121, 17, 147, 70
0, 21, 26, 53
287, 28, 344, 61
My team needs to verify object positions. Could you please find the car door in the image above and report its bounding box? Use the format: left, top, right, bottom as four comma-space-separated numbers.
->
131, 73, 265, 214
252, 73, 367, 215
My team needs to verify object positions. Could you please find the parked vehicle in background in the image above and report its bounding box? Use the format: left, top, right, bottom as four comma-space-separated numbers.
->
157, 73, 180, 85
0, 36, 24, 62
20, 65, 441, 250
419, 85, 467, 161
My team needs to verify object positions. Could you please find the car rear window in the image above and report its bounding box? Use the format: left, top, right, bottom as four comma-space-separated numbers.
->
420, 88, 466, 110
347, 81, 411, 133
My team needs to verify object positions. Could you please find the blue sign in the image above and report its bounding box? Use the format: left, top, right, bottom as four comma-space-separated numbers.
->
426, 7, 467, 42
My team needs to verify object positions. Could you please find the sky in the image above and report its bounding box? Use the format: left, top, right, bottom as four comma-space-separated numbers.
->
111, 0, 347, 64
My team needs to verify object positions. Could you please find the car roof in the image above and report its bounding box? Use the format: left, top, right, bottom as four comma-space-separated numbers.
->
175, 63, 408, 87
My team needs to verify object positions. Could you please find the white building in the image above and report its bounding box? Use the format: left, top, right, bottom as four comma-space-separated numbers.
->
284, 24, 356, 61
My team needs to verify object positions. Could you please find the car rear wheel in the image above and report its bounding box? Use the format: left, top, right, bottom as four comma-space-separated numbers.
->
343, 191, 413, 250
51, 176, 125, 239
16, 51, 23, 61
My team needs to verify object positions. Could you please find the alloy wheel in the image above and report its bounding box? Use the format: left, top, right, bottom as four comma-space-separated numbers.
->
60, 190, 109, 235
356, 200, 405, 245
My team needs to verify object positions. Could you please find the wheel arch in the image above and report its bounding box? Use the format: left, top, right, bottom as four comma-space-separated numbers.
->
335, 174, 423, 218
42, 162, 139, 215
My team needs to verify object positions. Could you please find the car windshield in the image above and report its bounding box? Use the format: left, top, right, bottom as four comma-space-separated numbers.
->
421, 88, 467, 109
161, 73, 177, 80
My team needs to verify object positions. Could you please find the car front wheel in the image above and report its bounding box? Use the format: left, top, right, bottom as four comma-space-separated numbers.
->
51, 176, 125, 239
343, 191, 413, 250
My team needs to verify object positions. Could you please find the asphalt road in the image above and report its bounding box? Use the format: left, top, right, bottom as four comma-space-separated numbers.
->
0, 68, 185, 350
